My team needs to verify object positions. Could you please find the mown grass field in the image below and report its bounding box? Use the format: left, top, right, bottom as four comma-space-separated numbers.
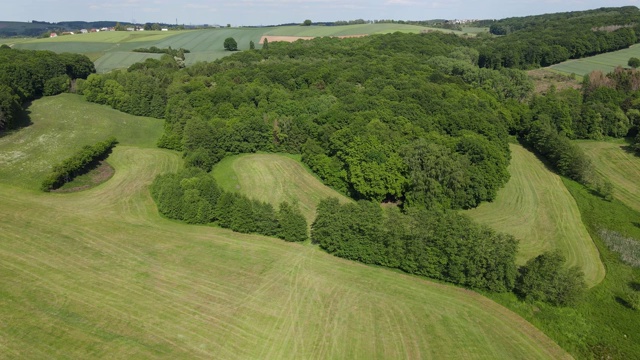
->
465, 144, 604, 287
0, 95, 572, 359
578, 140, 640, 213
6, 24, 482, 73
0, 94, 163, 189
211, 154, 351, 223
549, 44, 640, 76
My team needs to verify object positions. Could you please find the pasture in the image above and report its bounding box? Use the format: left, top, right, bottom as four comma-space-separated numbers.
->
549, 44, 640, 76
211, 154, 350, 223
577, 140, 640, 213
0, 95, 571, 359
465, 144, 604, 287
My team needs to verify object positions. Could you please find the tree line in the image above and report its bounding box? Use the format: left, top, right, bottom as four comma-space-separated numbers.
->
151, 167, 308, 242
312, 198, 585, 304
41, 137, 117, 191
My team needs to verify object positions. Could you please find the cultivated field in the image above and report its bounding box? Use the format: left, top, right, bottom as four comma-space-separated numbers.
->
212, 154, 351, 223
578, 140, 640, 213
465, 144, 604, 287
549, 43, 640, 76
0, 95, 571, 359
6, 24, 482, 73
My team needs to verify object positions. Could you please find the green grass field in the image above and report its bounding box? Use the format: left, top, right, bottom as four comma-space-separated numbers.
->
7, 24, 477, 73
0, 95, 572, 359
549, 44, 640, 76
211, 154, 350, 223
0, 94, 163, 189
578, 140, 640, 213
465, 144, 604, 287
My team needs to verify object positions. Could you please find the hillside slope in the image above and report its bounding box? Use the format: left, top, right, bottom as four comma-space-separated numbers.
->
466, 144, 604, 287
0, 95, 571, 359
578, 140, 640, 212
211, 154, 350, 223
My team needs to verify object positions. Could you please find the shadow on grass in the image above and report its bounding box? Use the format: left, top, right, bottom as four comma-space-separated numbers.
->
614, 296, 635, 309
0, 104, 32, 139
630, 281, 640, 292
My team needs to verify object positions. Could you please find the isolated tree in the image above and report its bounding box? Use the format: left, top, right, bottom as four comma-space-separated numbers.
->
249, 40, 255, 50
223, 37, 238, 51
629, 57, 640, 68
515, 251, 586, 306
262, 38, 269, 50
303, 19, 312, 26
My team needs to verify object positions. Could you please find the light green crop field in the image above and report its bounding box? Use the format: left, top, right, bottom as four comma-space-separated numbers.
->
211, 154, 351, 223
549, 44, 640, 76
9, 23, 476, 73
263, 23, 466, 36
0, 95, 572, 359
465, 144, 604, 287
578, 140, 640, 213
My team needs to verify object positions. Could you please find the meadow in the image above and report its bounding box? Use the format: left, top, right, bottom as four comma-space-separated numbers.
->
211, 154, 351, 223
5, 23, 478, 73
0, 94, 571, 359
549, 44, 640, 76
577, 140, 640, 213
465, 144, 604, 287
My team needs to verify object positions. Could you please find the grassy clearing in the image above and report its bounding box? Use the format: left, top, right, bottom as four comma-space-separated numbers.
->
0, 95, 571, 359
550, 44, 640, 76
211, 153, 351, 223
465, 144, 604, 287
577, 140, 640, 213
0, 94, 163, 190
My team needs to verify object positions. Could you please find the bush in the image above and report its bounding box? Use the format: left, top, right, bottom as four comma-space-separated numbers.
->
629, 57, 640, 68
515, 251, 586, 306
43, 75, 70, 96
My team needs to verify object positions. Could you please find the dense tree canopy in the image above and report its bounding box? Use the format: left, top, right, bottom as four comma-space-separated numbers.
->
0, 47, 95, 132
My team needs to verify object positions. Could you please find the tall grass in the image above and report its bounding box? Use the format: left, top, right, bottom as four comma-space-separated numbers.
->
599, 229, 640, 268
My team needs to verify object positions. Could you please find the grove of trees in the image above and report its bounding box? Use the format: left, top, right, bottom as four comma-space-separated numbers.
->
0, 47, 95, 132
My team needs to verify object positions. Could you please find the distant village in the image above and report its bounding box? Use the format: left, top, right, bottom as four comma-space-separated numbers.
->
49, 26, 170, 37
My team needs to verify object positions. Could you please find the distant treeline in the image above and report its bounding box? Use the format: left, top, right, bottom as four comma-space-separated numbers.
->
151, 168, 308, 242
41, 137, 117, 191
0, 47, 95, 132
132, 46, 190, 58
481, 6, 640, 68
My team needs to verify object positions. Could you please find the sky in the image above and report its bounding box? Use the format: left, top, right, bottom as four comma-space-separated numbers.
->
5, 0, 640, 26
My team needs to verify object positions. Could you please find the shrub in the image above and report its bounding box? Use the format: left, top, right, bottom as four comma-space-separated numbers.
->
515, 251, 586, 306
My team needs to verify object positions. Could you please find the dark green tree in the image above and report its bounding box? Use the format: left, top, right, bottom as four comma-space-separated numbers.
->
249, 40, 255, 50
276, 201, 308, 242
303, 19, 312, 26
628, 57, 640, 68
515, 251, 586, 306
223, 37, 238, 51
